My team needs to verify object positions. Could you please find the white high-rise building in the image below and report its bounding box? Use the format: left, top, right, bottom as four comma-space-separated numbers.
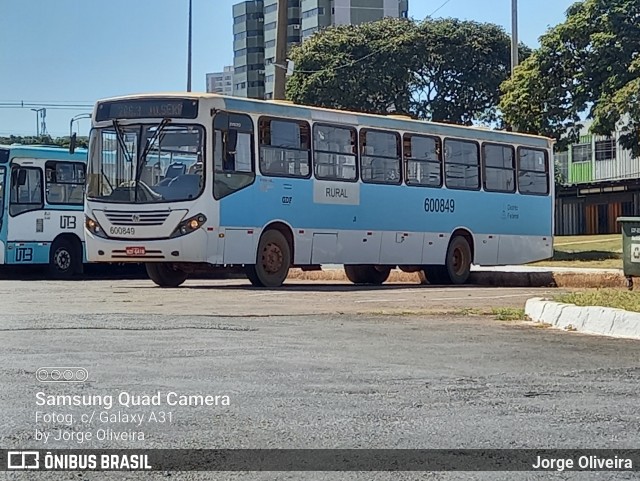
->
232, 0, 409, 99
206, 66, 234, 95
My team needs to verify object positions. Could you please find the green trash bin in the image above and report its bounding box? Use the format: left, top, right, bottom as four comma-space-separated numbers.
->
617, 217, 640, 290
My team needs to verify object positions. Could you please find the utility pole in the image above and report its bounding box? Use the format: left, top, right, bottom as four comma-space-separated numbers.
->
187, 0, 193, 92
273, 0, 288, 100
30, 108, 46, 137
31, 109, 40, 136
511, 0, 519, 74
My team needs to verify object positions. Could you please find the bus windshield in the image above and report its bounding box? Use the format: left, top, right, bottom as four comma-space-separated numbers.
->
87, 123, 204, 203
0, 167, 5, 222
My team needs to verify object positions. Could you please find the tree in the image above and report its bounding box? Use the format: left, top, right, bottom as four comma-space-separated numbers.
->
500, 0, 640, 154
286, 17, 528, 124
286, 18, 417, 116
0, 135, 89, 149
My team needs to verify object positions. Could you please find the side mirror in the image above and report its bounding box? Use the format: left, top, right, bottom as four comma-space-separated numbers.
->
69, 133, 77, 154
227, 129, 238, 154
17, 169, 27, 186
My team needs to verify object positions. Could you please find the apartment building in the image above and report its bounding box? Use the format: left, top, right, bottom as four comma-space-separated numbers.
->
205, 66, 234, 95
233, 0, 409, 99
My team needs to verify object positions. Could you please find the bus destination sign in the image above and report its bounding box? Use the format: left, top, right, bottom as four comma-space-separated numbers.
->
96, 99, 199, 122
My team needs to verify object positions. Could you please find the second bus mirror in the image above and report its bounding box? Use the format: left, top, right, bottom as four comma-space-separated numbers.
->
69, 133, 77, 154
17, 169, 27, 186
227, 129, 238, 154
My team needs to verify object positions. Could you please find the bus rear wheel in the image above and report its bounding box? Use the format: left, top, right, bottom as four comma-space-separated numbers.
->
344, 265, 391, 285
49, 237, 82, 279
246, 229, 291, 288
146, 263, 188, 288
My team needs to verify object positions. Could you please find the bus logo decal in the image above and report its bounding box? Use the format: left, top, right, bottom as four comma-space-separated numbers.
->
60, 216, 76, 229
132, 214, 141, 223
15, 247, 33, 262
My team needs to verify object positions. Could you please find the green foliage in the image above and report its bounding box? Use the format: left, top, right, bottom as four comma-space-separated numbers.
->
555, 289, 640, 313
0, 135, 89, 149
500, 0, 640, 154
286, 17, 529, 124
491, 307, 525, 321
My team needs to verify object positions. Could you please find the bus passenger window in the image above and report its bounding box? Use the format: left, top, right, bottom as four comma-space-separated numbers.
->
518, 148, 549, 195
482, 144, 515, 192
10, 167, 43, 216
444, 139, 480, 190
213, 112, 255, 200
45, 161, 86, 205
404, 134, 441, 187
313, 124, 357, 181
360, 130, 401, 184
258, 118, 310, 178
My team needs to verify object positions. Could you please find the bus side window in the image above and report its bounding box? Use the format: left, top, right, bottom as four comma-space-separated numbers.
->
10, 167, 43, 216
213, 112, 255, 199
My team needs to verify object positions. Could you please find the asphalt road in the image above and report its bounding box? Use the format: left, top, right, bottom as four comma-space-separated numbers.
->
0, 279, 639, 480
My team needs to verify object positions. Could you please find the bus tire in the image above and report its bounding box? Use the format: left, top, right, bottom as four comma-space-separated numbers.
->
420, 265, 448, 285
245, 229, 291, 288
443, 235, 472, 284
49, 237, 81, 279
146, 263, 188, 288
344, 265, 390, 285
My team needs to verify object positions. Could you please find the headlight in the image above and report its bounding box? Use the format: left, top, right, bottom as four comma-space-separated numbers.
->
85, 215, 107, 238
170, 214, 207, 238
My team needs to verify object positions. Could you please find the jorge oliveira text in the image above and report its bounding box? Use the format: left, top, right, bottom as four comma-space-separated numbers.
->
36, 391, 231, 409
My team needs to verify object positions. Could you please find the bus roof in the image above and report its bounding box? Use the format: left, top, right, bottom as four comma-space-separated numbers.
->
0, 144, 87, 161
96, 92, 553, 149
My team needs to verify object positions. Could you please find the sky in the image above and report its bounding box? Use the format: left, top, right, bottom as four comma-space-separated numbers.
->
0, 0, 576, 138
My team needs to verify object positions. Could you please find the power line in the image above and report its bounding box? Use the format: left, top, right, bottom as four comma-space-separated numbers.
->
277, 0, 455, 76
429, 0, 453, 17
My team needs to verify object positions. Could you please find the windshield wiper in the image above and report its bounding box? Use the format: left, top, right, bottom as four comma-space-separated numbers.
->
112, 120, 134, 164
134, 118, 171, 202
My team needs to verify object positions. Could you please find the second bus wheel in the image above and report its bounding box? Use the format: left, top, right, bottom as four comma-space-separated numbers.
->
48, 237, 82, 279
146, 263, 188, 288
443, 235, 473, 284
344, 265, 391, 285
246, 229, 291, 288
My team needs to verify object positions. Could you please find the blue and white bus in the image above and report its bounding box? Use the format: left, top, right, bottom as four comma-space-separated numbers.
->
84, 93, 554, 288
0, 144, 87, 278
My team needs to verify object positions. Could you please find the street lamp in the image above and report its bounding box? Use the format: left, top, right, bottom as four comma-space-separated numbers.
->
187, 0, 193, 92
511, 0, 519, 74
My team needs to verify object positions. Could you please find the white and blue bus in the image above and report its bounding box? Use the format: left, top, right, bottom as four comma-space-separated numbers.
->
0, 144, 87, 278
84, 93, 554, 288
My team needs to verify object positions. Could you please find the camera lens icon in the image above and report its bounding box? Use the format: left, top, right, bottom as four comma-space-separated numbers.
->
36, 367, 88, 383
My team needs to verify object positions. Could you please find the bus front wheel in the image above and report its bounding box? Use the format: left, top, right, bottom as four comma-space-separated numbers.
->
344, 265, 391, 285
146, 263, 188, 288
246, 229, 291, 288
49, 237, 82, 279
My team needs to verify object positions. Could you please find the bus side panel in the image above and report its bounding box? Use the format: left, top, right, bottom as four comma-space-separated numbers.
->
6, 241, 50, 264
218, 176, 554, 267
6, 209, 85, 265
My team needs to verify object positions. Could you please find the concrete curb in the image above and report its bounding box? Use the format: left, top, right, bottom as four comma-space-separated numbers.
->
286, 268, 628, 288
524, 297, 640, 340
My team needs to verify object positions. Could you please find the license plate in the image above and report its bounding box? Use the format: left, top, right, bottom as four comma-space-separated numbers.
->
125, 246, 146, 256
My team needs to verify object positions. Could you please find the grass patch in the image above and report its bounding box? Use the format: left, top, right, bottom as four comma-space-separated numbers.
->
491, 307, 525, 321
554, 289, 640, 313
531, 234, 622, 269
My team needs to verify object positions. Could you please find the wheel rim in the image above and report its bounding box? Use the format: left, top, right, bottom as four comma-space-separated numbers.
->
54, 248, 71, 271
452, 246, 467, 276
261, 242, 283, 274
